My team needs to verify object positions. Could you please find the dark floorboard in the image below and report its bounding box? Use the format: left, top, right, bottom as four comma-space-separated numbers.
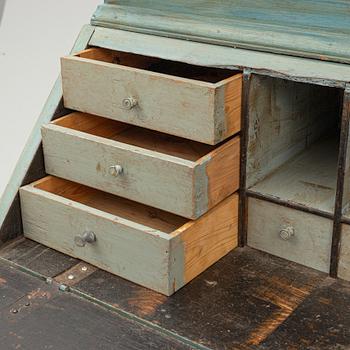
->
0, 238, 78, 277
0, 261, 191, 350
1, 239, 350, 350
75, 247, 327, 350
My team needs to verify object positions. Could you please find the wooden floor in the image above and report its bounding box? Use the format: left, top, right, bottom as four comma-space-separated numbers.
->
1, 238, 350, 350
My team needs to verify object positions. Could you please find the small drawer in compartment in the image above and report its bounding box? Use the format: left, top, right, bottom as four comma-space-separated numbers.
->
61, 48, 242, 145
247, 198, 333, 272
339, 224, 350, 281
42, 113, 240, 219
20, 176, 238, 295
247, 76, 343, 215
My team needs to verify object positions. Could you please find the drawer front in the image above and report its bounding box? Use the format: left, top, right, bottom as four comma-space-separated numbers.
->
61, 53, 242, 145
20, 177, 239, 295
20, 185, 171, 294
42, 123, 240, 219
339, 224, 350, 281
247, 198, 332, 272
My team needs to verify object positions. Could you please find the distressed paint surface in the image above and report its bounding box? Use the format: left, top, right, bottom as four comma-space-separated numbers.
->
90, 27, 350, 88
0, 24, 96, 237
61, 51, 242, 145
339, 224, 350, 281
91, 0, 350, 64
20, 177, 238, 295
20, 183, 173, 295
42, 116, 239, 219
247, 198, 333, 273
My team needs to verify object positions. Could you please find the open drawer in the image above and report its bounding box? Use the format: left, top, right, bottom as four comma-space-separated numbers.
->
61, 48, 242, 145
20, 176, 238, 296
42, 112, 240, 219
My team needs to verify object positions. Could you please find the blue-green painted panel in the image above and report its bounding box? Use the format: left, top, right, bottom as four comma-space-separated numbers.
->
91, 0, 350, 64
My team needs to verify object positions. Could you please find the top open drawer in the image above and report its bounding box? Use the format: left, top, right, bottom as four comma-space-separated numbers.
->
61, 48, 242, 145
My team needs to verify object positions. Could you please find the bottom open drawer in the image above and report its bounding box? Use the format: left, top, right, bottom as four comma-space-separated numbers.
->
20, 176, 238, 295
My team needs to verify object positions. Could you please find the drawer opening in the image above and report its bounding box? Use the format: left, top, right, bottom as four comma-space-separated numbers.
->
246, 75, 343, 214
75, 47, 240, 84
33, 176, 188, 233
52, 112, 218, 162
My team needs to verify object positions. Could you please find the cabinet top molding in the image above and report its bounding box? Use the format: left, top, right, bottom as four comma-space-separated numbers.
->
91, 0, 350, 65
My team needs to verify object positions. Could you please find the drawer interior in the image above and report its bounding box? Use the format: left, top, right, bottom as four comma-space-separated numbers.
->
247, 75, 343, 214
75, 47, 239, 84
52, 113, 217, 161
34, 176, 187, 233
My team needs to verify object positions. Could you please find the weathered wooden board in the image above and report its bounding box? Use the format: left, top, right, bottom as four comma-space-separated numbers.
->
0, 24, 96, 245
0, 261, 191, 350
75, 247, 326, 349
20, 176, 238, 295
0, 238, 78, 277
61, 48, 242, 145
91, 2, 350, 65
341, 87, 350, 213
257, 278, 350, 350
247, 75, 341, 190
251, 137, 338, 214
90, 28, 350, 88
247, 198, 333, 273
42, 113, 240, 219
339, 224, 350, 281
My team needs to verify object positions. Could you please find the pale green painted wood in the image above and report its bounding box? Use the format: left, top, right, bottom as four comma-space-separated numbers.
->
339, 224, 350, 281
0, 24, 96, 232
42, 123, 201, 219
247, 198, 333, 273
20, 184, 174, 295
61, 52, 239, 144
91, 0, 350, 64
90, 27, 350, 88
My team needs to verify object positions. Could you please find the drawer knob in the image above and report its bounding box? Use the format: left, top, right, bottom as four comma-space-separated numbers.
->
74, 231, 96, 247
279, 226, 295, 241
122, 97, 138, 110
109, 165, 123, 176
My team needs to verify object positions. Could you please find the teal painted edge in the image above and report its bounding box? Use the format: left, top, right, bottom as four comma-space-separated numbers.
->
91, 2, 350, 65
0, 24, 96, 230
90, 27, 350, 87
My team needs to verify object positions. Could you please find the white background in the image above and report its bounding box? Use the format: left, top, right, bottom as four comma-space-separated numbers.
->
0, 0, 100, 198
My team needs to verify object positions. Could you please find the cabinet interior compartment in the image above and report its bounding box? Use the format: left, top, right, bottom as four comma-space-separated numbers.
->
246, 75, 343, 214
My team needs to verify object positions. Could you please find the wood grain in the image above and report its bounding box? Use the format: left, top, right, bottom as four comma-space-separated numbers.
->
247, 197, 333, 273
174, 194, 238, 285
90, 27, 350, 88
61, 48, 242, 145
339, 224, 350, 281
20, 176, 238, 295
42, 113, 239, 218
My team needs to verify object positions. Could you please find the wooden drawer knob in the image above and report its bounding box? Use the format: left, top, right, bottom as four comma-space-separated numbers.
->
122, 97, 138, 110
279, 226, 295, 241
74, 231, 96, 247
109, 165, 123, 176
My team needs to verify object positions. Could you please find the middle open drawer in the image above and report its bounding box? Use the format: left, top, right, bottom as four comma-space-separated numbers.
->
42, 113, 240, 219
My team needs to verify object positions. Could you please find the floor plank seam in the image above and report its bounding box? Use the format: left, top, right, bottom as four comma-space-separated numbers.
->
0, 256, 212, 350
70, 287, 213, 350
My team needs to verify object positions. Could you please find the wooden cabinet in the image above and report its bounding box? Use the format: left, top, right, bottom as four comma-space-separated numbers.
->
20, 176, 238, 295
42, 112, 240, 219
61, 48, 242, 145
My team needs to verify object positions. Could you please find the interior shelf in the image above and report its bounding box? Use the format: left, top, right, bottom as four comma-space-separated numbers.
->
249, 135, 339, 214
246, 75, 343, 215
